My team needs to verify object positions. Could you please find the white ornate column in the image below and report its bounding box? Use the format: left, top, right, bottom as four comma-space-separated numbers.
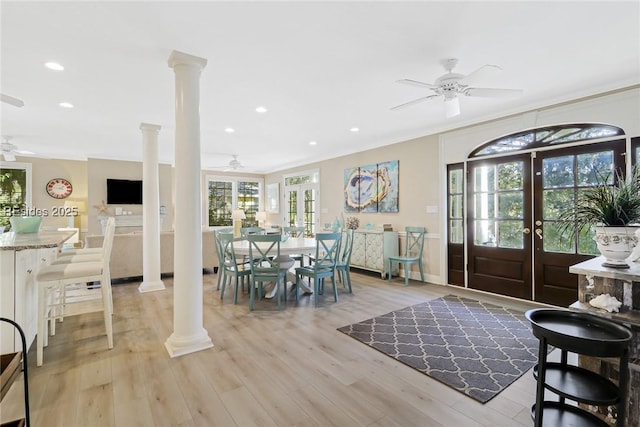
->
139, 122, 165, 293
164, 50, 213, 357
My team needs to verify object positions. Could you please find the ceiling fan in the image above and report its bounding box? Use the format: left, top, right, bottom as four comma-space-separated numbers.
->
209, 154, 245, 171
1, 93, 25, 108
391, 58, 523, 118
1, 136, 35, 162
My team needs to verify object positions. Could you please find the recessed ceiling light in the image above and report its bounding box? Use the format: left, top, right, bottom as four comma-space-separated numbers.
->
350, 127, 360, 132
45, 62, 64, 71
59, 102, 74, 108
225, 127, 235, 133
255, 106, 268, 113
308, 141, 317, 146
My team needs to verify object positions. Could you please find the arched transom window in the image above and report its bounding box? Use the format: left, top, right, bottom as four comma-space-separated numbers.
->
469, 123, 624, 158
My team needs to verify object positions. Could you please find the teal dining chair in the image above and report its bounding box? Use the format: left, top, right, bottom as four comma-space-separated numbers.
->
335, 229, 354, 293
283, 226, 306, 266
218, 232, 252, 304
241, 226, 264, 237
388, 226, 426, 286
294, 232, 342, 306
214, 227, 234, 290
247, 234, 288, 311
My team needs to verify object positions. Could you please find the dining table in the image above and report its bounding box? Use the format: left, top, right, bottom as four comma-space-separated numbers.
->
232, 237, 318, 298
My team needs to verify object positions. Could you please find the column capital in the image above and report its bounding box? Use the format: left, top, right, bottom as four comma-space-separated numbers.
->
140, 123, 162, 132
167, 50, 207, 71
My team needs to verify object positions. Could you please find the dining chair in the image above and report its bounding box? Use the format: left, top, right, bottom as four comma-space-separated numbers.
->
335, 229, 354, 293
34, 217, 116, 366
294, 232, 341, 306
283, 226, 305, 266
388, 226, 426, 286
217, 232, 251, 304
213, 227, 234, 290
240, 226, 264, 237
247, 234, 288, 311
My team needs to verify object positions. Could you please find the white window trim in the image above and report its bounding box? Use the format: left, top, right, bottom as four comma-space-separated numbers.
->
0, 161, 33, 208
205, 174, 264, 228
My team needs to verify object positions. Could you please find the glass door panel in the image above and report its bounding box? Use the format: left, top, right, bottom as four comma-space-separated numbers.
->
533, 140, 625, 306
467, 154, 532, 300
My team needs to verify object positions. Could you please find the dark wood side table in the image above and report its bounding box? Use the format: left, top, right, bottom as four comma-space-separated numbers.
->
526, 309, 632, 427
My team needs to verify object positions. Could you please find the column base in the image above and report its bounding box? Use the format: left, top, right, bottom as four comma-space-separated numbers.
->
164, 328, 214, 358
138, 280, 166, 293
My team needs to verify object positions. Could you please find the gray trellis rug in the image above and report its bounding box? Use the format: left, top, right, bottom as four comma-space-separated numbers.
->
337, 295, 540, 403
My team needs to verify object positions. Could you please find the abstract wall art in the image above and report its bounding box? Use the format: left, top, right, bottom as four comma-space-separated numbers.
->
344, 160, 399, 213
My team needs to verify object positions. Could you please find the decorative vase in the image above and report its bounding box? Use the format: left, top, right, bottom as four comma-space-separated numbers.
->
593, 225, 639, 268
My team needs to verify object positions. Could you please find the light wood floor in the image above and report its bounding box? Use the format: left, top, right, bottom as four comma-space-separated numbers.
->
1, 270, 552, 427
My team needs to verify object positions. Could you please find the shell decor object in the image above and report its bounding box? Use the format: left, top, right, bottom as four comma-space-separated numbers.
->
589, 293, 623, 313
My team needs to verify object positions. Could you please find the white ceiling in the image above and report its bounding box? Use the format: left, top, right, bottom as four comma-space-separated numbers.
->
2, 1, 639, 173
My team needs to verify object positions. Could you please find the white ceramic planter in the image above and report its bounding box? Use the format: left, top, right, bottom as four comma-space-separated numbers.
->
593, 225, 640, 268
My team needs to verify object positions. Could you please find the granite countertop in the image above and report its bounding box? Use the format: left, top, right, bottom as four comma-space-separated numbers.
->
0, 230, 75, 250
569, 256, 640, 282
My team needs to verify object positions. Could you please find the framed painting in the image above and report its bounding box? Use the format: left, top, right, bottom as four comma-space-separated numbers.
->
344, 160, 399, 213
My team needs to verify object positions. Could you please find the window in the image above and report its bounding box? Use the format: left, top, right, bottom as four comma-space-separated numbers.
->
469, 123, 624, 158
206, 175, 263, 227
0, 162, 32, 230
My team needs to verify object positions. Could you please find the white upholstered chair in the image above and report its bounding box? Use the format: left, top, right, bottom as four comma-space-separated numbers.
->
35, 217, 116, 366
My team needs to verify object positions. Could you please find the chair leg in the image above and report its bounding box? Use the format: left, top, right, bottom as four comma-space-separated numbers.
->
220, 274, 227, 300
419, 261, 424, 282
404, 263, 409, 286
100, 275, 114, 349
388, 260, 393, 282
233, 277, 239, 304
345, 270, 352, 293
37, 283, 46, 366
313, 277, 320, 307
331, 275, 338, 302
249, 279, 256, 311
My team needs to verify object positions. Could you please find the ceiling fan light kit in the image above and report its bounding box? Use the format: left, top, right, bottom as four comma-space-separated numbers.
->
392, 58, 523, 117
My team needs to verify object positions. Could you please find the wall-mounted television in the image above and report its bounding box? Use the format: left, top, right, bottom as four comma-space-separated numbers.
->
106, 179, 143, 204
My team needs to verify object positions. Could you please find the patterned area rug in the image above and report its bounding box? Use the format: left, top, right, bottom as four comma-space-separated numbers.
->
337, 295, 540, 403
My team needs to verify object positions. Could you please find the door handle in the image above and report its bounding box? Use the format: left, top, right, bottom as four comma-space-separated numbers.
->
535, 220, 542, 226
535, 229, 543, 240
523, 228, 531, 234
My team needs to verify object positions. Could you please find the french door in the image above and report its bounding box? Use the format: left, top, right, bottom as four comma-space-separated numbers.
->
467, 140, 626, 306
284, 184, 318, 237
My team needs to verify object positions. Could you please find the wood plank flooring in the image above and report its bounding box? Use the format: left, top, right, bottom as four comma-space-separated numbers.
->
1, 270, 553, 426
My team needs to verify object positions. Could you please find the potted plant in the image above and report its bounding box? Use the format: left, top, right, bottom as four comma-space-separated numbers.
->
561, 166, 640, 268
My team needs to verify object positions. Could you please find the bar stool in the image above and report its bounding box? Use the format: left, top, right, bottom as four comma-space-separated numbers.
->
34, 218, 116, 366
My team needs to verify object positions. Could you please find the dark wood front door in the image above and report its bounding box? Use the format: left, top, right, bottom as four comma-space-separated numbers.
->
467, 154, 533, 299
467, 140, 626, 306
532, 140, 626, 306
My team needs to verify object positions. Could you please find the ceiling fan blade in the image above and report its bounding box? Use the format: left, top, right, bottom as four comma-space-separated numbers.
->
464, 87, 523, 98
459, 64, 502, 85
390, 94, 441, 111
14, 149, 35, 155
444, 96, 460, 118
2, 152, 16, 162
395, 79, 438, 89
1, 94, 25, 108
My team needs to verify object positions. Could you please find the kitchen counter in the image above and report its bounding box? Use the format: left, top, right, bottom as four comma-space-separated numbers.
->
0, 230, 75, 250
1, 230, 74, 354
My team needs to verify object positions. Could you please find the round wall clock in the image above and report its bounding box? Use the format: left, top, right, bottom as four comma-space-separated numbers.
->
46, 178, 73, 199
